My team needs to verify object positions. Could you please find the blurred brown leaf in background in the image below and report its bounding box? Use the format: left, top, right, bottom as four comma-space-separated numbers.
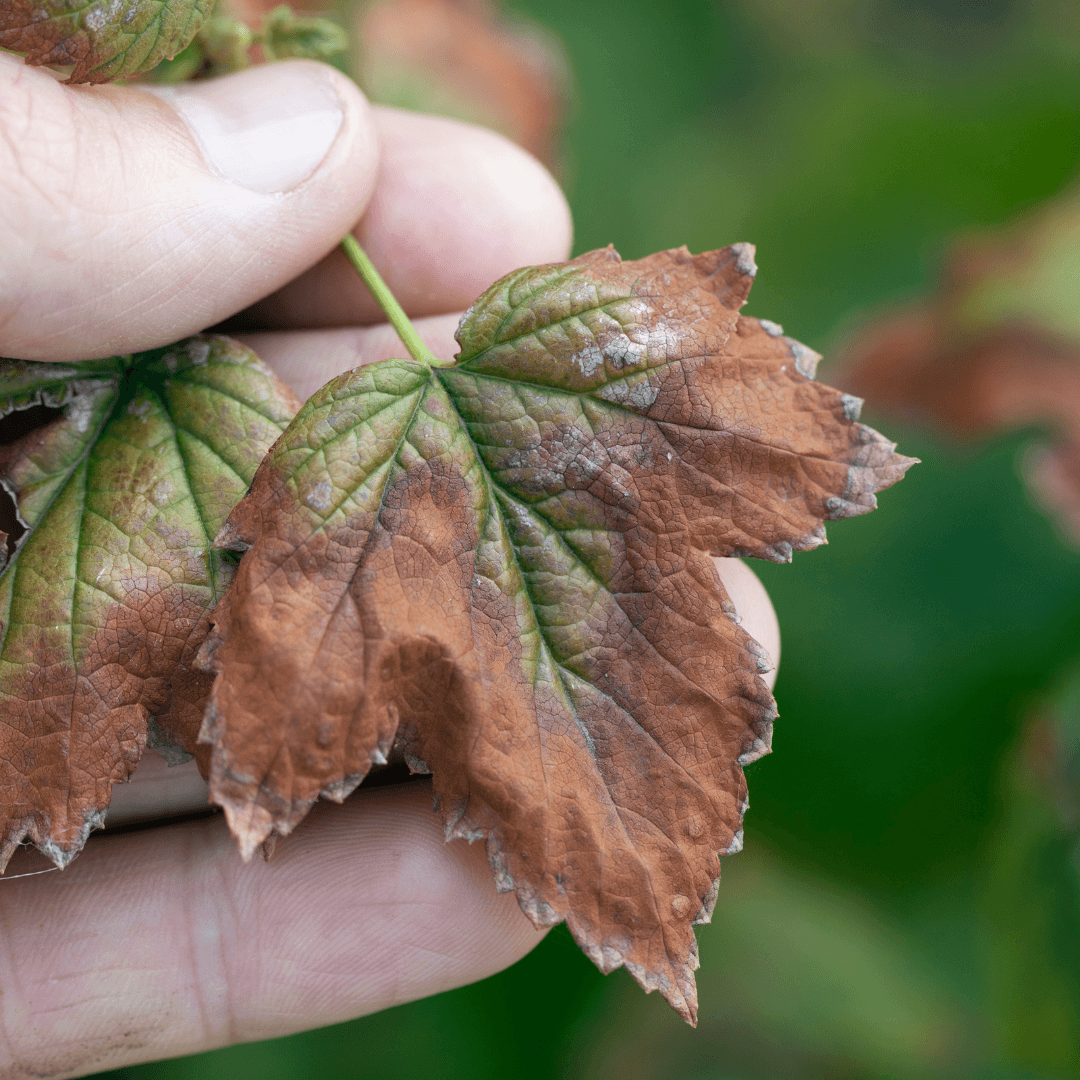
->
350, 0, 569, 171
840, 187, 1080, 544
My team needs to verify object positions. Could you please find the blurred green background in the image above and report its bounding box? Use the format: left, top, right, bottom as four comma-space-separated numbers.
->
98, 1, 1080, 1077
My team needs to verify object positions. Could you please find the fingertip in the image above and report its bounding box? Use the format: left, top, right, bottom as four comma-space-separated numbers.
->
713, 559, 781, 688
244, 107, 574, 329
364, 107, 575, 312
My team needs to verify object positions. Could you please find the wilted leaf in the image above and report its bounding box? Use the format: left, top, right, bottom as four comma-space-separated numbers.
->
198, 244, 914, 1022
0, 337, 298, 870
840, 186, 1080, 543
351, 0, 569, 171
0, 0, 215, 84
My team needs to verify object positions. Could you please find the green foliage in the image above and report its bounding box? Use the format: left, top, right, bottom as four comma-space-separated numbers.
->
197, 14, 253, 75
187, 5, 347, 78
985, 670, 1080, 1073
259, 5, 347, 63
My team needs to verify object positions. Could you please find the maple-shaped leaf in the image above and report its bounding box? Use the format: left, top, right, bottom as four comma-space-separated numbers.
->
0, 0, 214, 84
197, 245, 914, 1022
840, 186, 1080, 542
0, 337, 298, 870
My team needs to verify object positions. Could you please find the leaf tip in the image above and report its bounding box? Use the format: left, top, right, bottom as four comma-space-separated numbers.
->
37, 807, 109, 870
213, 518, 252, 553
222, 800, 275, 862
728, 241, 758, 279
691, 876, 721, 926
693, 242, 758, 310
624, 958, 700, 1026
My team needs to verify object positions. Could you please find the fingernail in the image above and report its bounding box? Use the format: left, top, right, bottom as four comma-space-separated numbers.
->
148, 64, 344, 194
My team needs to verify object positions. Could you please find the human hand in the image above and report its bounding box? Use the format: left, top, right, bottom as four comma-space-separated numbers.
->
0, 52, 779, 1078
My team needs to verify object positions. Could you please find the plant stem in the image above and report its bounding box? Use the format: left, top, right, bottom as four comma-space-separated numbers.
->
340, 236, 446, 368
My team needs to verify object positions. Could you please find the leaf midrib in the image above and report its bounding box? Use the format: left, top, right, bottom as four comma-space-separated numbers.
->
298, 386, 428, 694
432, 367, 752, 795
431, 371, 703, 959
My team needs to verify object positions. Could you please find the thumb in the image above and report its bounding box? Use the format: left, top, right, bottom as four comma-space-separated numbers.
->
0, 55, 378, 361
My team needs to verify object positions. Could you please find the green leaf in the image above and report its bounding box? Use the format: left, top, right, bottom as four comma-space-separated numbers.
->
0, 0, 215, 84
0, 336, 298, 870
193, 14, 251, 75
259, 5, 347, 64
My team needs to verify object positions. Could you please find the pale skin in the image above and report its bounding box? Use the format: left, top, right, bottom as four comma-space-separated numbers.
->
0, 54, 781, 1078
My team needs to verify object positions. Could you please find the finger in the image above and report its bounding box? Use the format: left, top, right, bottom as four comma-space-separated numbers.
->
0, 784, 544, 1078
0, 56, 378, 361
237, 107, 573, 330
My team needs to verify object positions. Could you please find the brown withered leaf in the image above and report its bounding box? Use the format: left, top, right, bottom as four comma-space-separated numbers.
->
840, 186, 1080, 541
198, 244, 913, 1022
0, 337, 298, 870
